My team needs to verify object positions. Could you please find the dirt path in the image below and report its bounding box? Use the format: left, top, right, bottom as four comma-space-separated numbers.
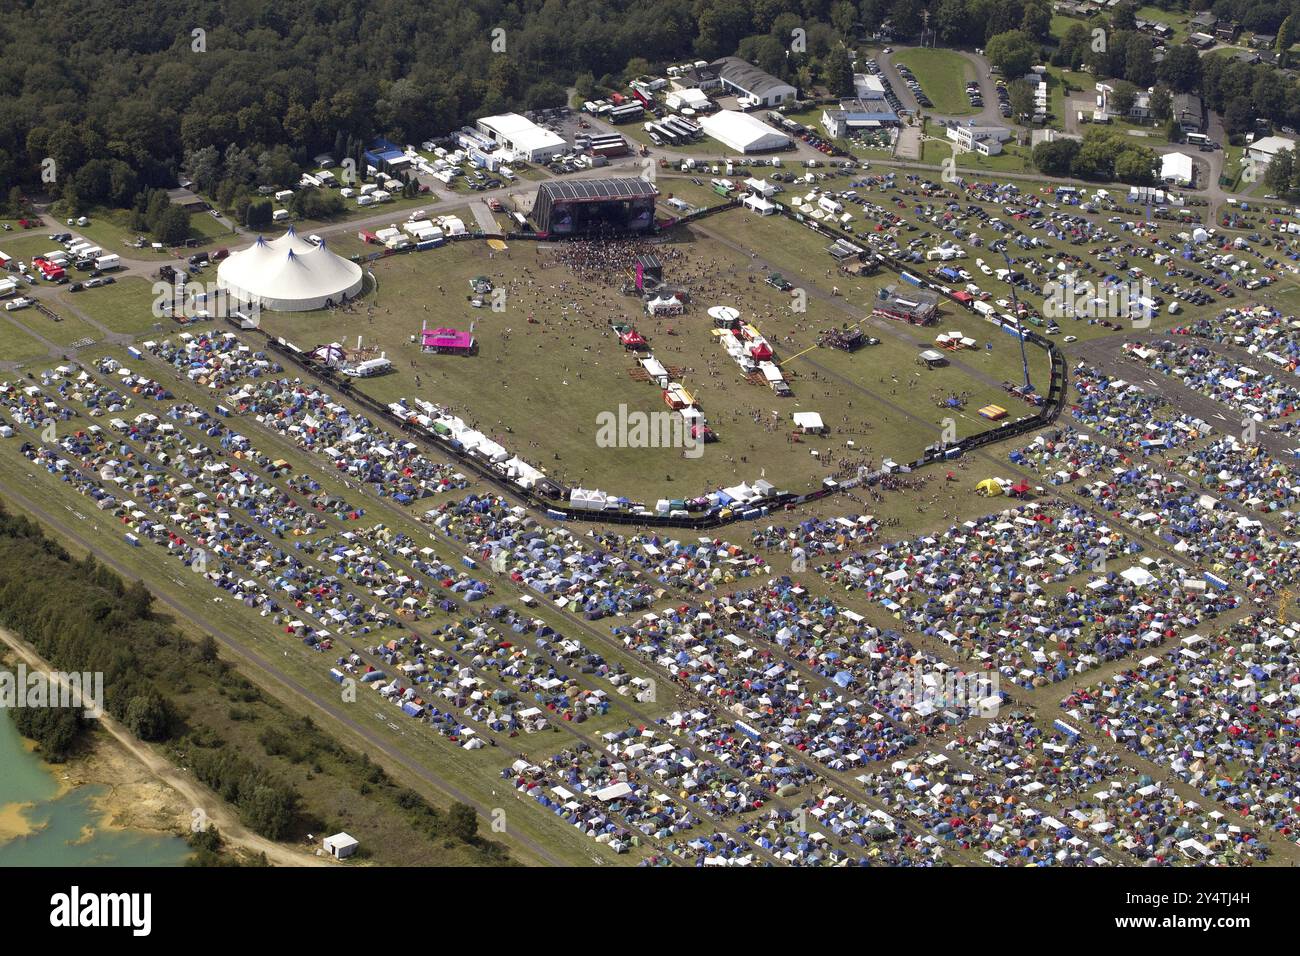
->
0, 625, 329, 867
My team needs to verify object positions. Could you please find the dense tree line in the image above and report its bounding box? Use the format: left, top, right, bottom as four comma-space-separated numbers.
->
0, 499, 506, 861
0, 0, 1068, 207
9, 702, 86, 762
1033, 126, 1157, 184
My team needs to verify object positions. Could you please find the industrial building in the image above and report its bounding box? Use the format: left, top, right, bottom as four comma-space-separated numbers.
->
822, 87, 899, 138
1172, 94, 1206, 134
476, 113, 567, 163
946, 124, 1012, 157
1245, 134, 1297, 169
699, 110, 791, 153
711, 57, 797, 107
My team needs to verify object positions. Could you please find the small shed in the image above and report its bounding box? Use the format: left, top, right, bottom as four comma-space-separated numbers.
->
323, 832, 360, 859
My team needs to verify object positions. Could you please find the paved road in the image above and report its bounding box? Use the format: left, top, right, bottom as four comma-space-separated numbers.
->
1074, 328, 1300, 461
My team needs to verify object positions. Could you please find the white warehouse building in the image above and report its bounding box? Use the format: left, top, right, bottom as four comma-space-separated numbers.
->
476, 113, 567, 163
699, 110, 791, 153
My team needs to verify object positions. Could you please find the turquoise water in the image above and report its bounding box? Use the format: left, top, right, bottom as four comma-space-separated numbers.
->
0, 715, 191, 867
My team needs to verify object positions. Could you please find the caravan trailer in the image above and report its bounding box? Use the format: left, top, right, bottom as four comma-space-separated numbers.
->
342, 357, 393, 378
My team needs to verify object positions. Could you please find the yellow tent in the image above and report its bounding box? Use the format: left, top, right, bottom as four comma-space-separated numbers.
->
976, 479, 1004, 496
486, 238, 508, 251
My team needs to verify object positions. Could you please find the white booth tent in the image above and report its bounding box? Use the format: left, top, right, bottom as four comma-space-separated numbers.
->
217, 227, 364, 312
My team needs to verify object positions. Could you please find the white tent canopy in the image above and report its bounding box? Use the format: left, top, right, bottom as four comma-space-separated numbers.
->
218, 227, 364, 312
792, 411, 825, 432
700, 110, 791, 153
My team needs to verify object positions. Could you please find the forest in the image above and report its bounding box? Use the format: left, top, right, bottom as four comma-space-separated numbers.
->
3, 1, 1300, 222
1, 0, 1042, 203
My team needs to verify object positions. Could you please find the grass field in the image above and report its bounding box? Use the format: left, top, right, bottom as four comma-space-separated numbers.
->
52, 276, 166, 337
64, 207, 205, 259
252, 204, 1057, 502
894, 49, 976, 116
0, 315, 53, 365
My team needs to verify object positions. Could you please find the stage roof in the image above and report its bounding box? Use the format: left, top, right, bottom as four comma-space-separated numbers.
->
538, 179, 657, 202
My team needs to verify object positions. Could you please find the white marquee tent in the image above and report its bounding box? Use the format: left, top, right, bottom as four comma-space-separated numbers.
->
217, 226, 364, 312
699, 110, 791, 153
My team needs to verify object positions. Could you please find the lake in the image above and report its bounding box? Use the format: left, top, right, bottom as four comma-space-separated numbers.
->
0, 714, 191, 867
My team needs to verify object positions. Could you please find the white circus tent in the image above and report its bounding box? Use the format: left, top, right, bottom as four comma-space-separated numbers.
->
217, 226, 364, 312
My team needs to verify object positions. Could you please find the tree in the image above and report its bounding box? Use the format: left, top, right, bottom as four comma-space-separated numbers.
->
246, 197, 273, 229
935, 0, 971, 45
524, 80, 567, 110
831, 0, 857, 37
1114, 148, 1154, 184
624, 57, 652, 81
199, 634, 220, 664
738, 34, 788, 77
574, 71, 596, 98
1124, 34, 1155, 88
448, 803, 479, 842
239, 778, 297, 840
155, 205, 191, 245
1265, 147, 1296, 198
1149, 86, 1172, 121
1222, 95, 1255, 137
124, 692, 172, 741
695, 0, 752, 58
1157, 45, 1201, 93
13, 706, 84, 762
1279, 16, 1295, 69
822, 46, 855, 96
1033, 137, 1080, 176
985, 30, 1037, 79
1056, 22, 1091, 69
1108, 81, 1137, 117
1008, 79, 1036, 121
1020, 2, 1052, 42
1109, 3, 1137, 32
889, 0, 923, 37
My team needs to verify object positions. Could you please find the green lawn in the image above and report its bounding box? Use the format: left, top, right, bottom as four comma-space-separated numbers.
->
0, 317, 52, 365
64, 207, 203, 258
895, 49, 977, 116
51, 275, 166, 337
251, 211, 1049, 499
1134, 6, 1189, 44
